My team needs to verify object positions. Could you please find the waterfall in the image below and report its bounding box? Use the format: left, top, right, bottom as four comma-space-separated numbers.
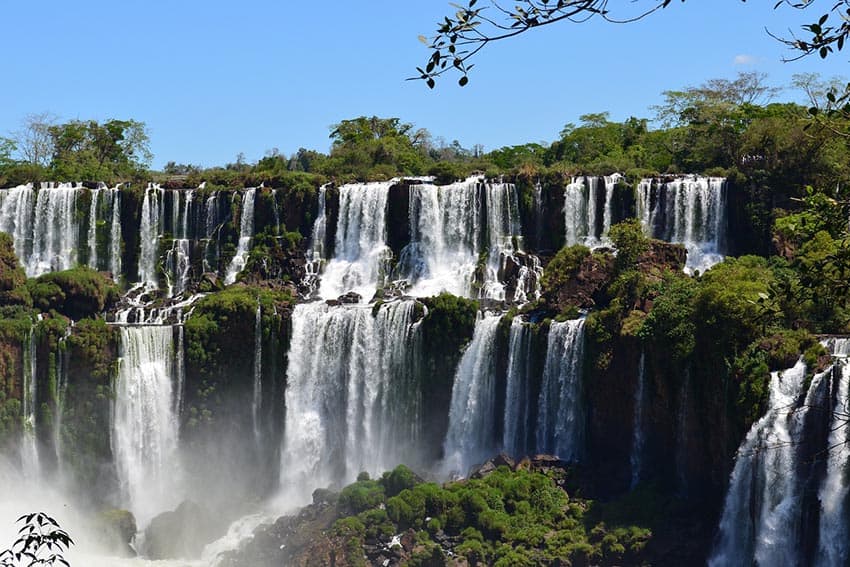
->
630, 351, 647, 489
0, 184, 81, 277
165, 239, 191, 297
138, 185, 163, 287
112, 325, 181, 525
536, 319, 586, 461
303, 185, 328, 294
318, 182, 392, 301
165, 189, 194, 296
815, 338, 850, 567
280, 300, 422, 503
20, 327, 40, 478
502, 317, 534, 457
88, 187, 101, 269
443, 313, 502, 475
709, 358, 818, 566
225, 188, 256, 285
203, 191, 220, 273
563, 175, 620, 247
174, 325, 186, 418
397, 177, 532, 300
109, 187, 122, 278
252, 302, 262, 444
637, 176, 726, 273
53, 335, 69, 475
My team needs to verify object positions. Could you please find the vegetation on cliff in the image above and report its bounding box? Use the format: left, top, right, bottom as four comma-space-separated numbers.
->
222, 460, 651, 567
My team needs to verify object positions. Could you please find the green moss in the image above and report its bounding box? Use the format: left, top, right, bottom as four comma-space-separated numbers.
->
541, 244, 590, 298
28, 267, 119, 320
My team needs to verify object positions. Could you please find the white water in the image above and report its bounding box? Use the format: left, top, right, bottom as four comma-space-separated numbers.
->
637, 176, 726, 273
109, 187, 122, 278
502, 317, 534, 457
398, 177, 533, 301
318, 182, 392, 301
709, 359, 812, 566
112, 325, 181, 527
21, 327, 40, 478
630, 351, 647, 489
563, 175, 621, 247
280, 300, 422, 503
443, 313, 502, 475
536, 319, 586, 461
815, 338, 850, 567
166, 189, 194, 296
252, 302, 262, 444
138, 185, 163, 287
0, 184, 81, 277
224, 188, 256, 285
88, 187, 102, 269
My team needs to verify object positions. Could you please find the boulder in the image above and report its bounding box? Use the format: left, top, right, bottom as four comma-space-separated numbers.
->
143, 500, 222, 560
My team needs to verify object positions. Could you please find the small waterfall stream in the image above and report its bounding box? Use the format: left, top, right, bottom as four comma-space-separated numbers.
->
21, 327, 40, 478
630, 351, 647, 489
225, 188, 257, 285
443, 313, 502, 475
536, 319, 586, 461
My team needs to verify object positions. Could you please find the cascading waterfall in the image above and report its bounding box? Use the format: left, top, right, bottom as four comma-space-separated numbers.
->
398, 177, 534, 300
112, 325, 181, 526
563, 175, 621, 247
502, 317, 534, 457
536, 319, 586, 461
443, 313, 502, 475
630, 351, 647, 489
303, 185, 328, 295
88, 186, 102, 269
637, 176, 726, 273
53, 333, 70, 476
203, 191, 221, 273
0, 184, 80, 277
709, 356, 835, 566
138, 185, 163, 287
815, 338, 850, 567
109, 186, 122, 278
166, 189, 194, 297
21, 327, 40, 478
318, 182, 392, 300
252, 302, 262, 444
225, 188, 256, 285
280, 300, 423, 502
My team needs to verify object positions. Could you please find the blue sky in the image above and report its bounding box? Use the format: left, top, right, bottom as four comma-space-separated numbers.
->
1, 1, 848, 169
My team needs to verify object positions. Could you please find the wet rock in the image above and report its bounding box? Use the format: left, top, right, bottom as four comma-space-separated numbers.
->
143, 500, 223, 560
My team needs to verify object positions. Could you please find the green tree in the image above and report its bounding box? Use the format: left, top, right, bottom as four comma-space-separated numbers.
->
48, 119, 151, 180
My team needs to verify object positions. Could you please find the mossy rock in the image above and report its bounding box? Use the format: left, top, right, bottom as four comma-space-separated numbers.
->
28, 267, 119, 320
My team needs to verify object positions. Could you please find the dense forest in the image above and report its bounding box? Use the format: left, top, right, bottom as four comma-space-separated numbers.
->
1, 71, 850, 566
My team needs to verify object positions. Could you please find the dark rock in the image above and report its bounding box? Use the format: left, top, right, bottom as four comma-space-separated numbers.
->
96, 508, 136, 557
337, 291, 362, 304
143, 500, 223, 560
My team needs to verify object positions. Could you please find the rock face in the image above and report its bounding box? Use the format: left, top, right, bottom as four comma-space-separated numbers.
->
143, 501, 224, 560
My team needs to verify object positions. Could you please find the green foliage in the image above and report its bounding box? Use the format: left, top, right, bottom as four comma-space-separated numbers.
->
540, 244, 590, 297
382, 464, 419, 498
609, 219, 649, 272
339, 478, 386, 515
27, 267, 119, 320
639, 274, 698, 361
0, 513, 73, 567
47, 119, 151, 182
330, 465, 651, 566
